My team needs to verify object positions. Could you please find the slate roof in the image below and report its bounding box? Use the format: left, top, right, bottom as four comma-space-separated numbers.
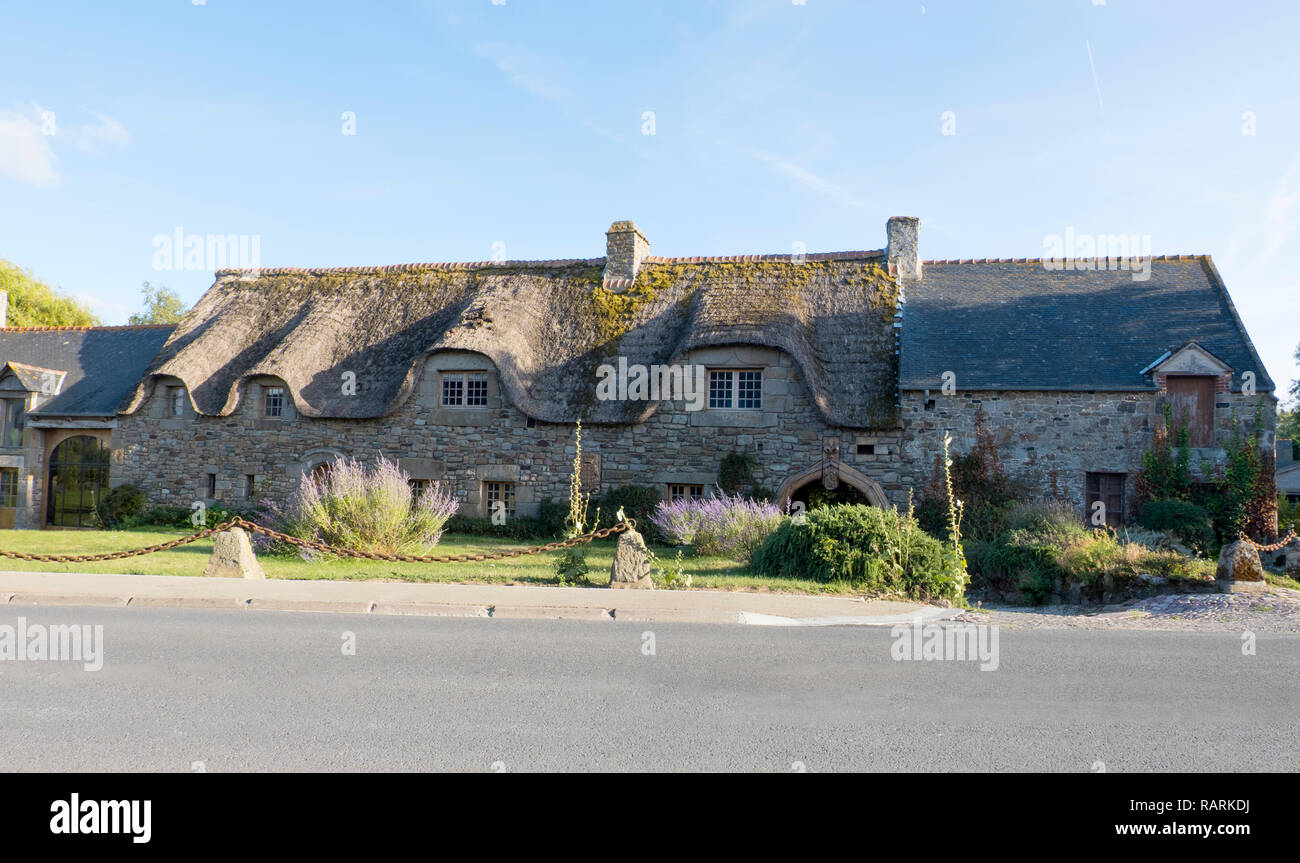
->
0, 326, 175, 416
899, 256, 1275, 393
2, 361, 66, 393
120, 256, 902, 428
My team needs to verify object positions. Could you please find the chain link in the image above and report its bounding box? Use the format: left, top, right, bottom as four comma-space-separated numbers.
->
0, 517, 635, 564
1237, 529, 1299, 553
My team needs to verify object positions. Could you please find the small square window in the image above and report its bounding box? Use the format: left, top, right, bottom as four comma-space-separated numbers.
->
0, 468, 18, 507
264, 387, 284, 418
484, 481, 516, 519
442, 372, 488, 407
707, 370, 762, 410
243, 474, 255, 499
170, 387, 187, 417
856, 443, 875, 455
668, 483, 704, 503
206, 473, 217, 498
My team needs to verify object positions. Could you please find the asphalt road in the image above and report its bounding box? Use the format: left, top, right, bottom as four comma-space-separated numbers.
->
1, 605, 1296, 772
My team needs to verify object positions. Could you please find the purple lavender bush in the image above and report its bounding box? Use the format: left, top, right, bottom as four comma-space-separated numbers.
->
263, 454, 459, 557
650, 489, 785, 562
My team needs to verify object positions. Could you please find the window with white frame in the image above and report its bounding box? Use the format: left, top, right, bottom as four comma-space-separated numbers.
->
442, 372, 488, 407
707, 369, 762, 410
170, 386, 187, 417
264, 387, 284, 418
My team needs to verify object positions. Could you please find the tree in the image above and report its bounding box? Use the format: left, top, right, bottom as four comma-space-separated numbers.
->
0, 259, 100, 327
127, 281, 186, 325
1292, 339, 1300, 403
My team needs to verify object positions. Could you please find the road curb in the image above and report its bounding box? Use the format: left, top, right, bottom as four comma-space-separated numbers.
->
738, 607, 963, 627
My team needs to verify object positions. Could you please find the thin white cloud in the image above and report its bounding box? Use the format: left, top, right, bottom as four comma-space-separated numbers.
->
473, 41, 573, 105
75, 110, 131, 153
1227, 152, 1300, 270
71, 290, 133, 319
0, 104, 60, 186
743, 145, 865, 209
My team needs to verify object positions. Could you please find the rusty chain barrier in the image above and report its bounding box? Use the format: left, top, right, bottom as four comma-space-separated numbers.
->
0, 516, 635, 565
1237, 529, 1299, 554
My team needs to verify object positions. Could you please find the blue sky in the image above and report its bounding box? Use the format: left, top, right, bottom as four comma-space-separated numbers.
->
1, 0, 1297, 395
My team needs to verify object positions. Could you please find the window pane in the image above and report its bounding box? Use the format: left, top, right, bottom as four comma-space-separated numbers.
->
736, 371, 762, 409
2, 399, 23, 448
0, 469, 17, 507
708, 371, 732, 408
265, 388, 283, 417
465, 374, 488, 406
442, 375, 463, 406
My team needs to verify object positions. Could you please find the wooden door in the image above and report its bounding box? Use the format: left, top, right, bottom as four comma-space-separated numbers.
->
1166, 376, 1215, 447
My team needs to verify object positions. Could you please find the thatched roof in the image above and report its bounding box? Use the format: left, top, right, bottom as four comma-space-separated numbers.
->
121, 254, 901, 428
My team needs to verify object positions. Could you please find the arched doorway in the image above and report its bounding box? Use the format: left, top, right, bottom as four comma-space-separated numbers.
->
775, 462, 891, 510
47, 435, 110, 527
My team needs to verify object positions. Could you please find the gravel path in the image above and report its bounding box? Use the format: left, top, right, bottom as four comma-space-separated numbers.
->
958, 586, 1300, 633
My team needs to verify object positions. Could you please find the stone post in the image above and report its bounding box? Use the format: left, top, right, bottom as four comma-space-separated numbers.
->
203, 527, 266, 579
608, 528, 654, 589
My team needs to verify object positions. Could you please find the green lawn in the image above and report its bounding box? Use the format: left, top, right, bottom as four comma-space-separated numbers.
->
0, 527, 856, 595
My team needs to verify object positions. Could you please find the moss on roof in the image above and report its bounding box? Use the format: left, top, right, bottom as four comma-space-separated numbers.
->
123, 256, 900, 428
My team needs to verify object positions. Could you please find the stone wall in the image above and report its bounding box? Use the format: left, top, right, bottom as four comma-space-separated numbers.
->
114, 346, 906, 517
113, 346, 1278, 525
899, 387, 1276, 521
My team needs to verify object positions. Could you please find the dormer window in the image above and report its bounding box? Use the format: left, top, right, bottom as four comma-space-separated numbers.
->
708, 369, 762, 410
442, 372, 488, 407
170, 386, 187, 417
264, 387, 284, 418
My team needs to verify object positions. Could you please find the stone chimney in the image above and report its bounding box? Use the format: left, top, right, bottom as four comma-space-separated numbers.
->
886, 216, 921, 282
0, 290, 7, 327
1280, 439, 1296, 466
604, 221, 649, 290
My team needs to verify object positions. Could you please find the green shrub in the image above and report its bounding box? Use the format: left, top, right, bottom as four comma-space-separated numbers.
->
537, 500, 570, 536
1137, 500, 1214, 553
137, 505, 192, 528
444, 514, 551, 539
751, 503, 964, 601
96, 483, 147, 528
593, 485, 662, 531
970, 500, 1214, 604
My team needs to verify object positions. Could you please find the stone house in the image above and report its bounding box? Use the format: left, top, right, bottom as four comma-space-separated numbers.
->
0, 312, 173, 528
0, 218, 1279, 530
